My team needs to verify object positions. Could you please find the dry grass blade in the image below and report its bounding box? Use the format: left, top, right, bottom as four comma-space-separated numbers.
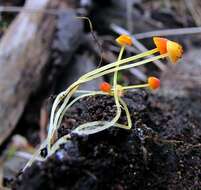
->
0, 5, 63, 15
134, 27, 201, 39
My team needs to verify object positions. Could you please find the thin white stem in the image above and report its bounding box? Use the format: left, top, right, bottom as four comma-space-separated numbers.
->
119, 98, 132, 129
48, 53, 167, 151
123, 84, 149, 90
48, 48, 159, 142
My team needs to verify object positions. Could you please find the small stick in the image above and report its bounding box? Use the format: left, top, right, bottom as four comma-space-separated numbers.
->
134, 27, 201, 40
0, 5, 63, 15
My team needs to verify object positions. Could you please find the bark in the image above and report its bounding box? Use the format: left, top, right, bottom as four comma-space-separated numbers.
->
0, 0, 80, 144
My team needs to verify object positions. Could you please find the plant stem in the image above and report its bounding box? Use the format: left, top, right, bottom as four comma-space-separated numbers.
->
80, 53, 168, 83
49, 48, 159, 138
48, 52, 167, 151
48, 54, 168, 147
112, 45, 125, 130
80, 48, 158, 80
123, 84, 149, 90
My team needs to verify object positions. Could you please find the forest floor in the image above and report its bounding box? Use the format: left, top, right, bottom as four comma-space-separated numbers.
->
0, 0, 201, 189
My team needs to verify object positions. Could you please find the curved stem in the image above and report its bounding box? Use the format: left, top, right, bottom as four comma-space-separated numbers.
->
119, 98, 132, 129
48, 53, 167, 151
23, 140, 47, 171
49, 91, 107, 151
47, 85, 79, 151
49, 48, 160, 136
112, 45, 125, 131
50, 53, 167, 134
73, 47, 126, 136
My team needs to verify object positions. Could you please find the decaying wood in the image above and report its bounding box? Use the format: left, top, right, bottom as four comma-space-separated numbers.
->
0, 0, 81, 144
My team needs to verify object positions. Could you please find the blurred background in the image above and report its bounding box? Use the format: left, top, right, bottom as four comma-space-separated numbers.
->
0, 0, 201, 188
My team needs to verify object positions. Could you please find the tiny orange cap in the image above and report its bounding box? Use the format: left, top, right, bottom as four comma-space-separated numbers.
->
167, 40, 183, 64
99, 82, 112, 93
148, 77, 160, 90
153, 37, 168, 54
116, 34, 132, 46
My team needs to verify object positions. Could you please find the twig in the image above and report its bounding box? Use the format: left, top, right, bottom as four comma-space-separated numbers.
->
134, 27, 201, 39
16, 151, 43, 161
76, 16, 103, 68
110, 23, 167, 71
126, 0, 133, 33
0, 5, 63, 15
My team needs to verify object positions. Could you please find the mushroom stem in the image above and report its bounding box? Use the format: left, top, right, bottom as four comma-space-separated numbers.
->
122, 84, 149, 90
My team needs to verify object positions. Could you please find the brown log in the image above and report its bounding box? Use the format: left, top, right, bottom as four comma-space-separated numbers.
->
0, 0, 80, 144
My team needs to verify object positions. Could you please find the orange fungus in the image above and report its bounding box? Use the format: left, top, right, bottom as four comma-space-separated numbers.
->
167, 40, 183, 64
148, 77, 160, 90
153, 37, 168, 54
116, 34, 133, 46
99, 82, 112, 93
153, 37, 183, 64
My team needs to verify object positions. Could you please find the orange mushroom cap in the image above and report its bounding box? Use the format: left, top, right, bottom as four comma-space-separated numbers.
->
153, 37, 183, 64
167, 40, 183, 64
153, 37, 168, 54
116, 34, 133, 46
148, 77, 160, 90
99, 82, 112, 93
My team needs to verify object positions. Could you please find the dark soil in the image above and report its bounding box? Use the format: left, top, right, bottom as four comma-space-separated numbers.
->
12, 90, 201, 190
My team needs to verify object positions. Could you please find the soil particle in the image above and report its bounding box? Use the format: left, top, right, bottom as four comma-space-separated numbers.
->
13, 90, 201, 190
